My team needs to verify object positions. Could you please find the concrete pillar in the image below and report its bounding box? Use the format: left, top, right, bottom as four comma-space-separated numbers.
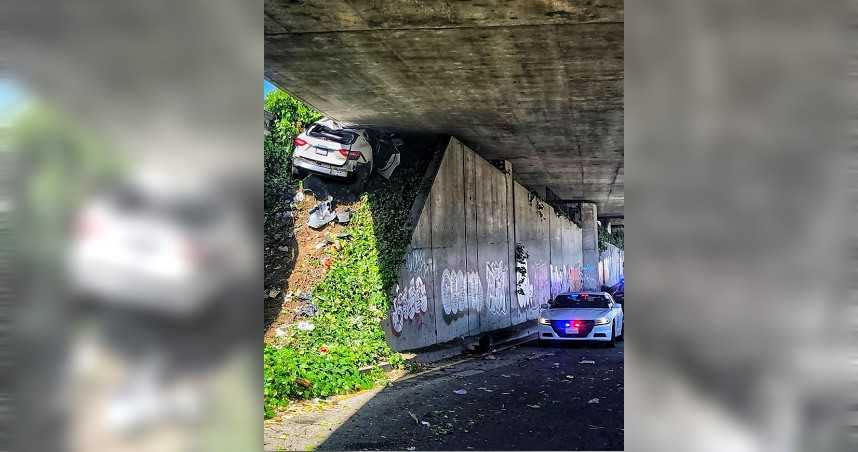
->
581, 202, 600, 290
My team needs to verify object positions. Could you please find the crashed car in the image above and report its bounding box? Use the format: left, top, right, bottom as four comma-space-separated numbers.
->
291, 118, 375, 180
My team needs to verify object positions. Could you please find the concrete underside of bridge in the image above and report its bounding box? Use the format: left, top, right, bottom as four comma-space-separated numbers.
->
265, 0, 624, 216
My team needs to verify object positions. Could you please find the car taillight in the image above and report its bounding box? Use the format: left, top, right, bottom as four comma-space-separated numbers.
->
74, 213, 101, 238
337, 149, 361, 160
294, 138, 307, 147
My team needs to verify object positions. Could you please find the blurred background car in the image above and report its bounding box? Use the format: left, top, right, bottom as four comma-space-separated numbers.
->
68, 170, 256, 317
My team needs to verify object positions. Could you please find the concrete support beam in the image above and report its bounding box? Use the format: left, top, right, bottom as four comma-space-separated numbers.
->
581, 202, 600, 290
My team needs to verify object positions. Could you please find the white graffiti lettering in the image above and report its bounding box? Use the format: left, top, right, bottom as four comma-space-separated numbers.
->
405, 249, 433, 276
467, 271, 483, 314
390, 277, 429, 334
485, 260, 508, 315
441, 268, 467, 316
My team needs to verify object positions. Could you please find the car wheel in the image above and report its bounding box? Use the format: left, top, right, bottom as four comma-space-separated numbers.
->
618, 320, 624, 341
291, 165, 303, 179
607, 324, 616, 348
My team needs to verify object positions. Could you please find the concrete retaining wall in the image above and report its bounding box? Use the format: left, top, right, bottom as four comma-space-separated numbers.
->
385, 138, 586, 351
599, 243, 624, 287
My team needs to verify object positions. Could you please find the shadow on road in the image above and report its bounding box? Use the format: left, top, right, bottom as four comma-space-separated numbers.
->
311, 342, 624, 451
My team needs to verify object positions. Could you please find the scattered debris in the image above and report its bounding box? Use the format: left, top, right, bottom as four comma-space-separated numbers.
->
293, 191, 305, 202
484, 354, 497, 360
336, 208, 351, 224
527, 404, 541, 409
268, 289, 281, 298
295, 302, 317, 318
314, 242, 327, 250
587, 398, 600, 404
501, 374, 511, 378
307, 199, 336, 229
421, 421, 430, 427
407, 410, 419, 425
579, 359, 596, 364
453, 389, 468, 395
297, 291, 312, 301
406, 447, 416, 451
453, 369, 485, 378
296, 321, 315, 331
377, 153, 400, 179
588, 425, 606, 430
565, 375, 575, 380
321, 256, 333, 269
551, 362, 560, 368
275, 328, 287, 337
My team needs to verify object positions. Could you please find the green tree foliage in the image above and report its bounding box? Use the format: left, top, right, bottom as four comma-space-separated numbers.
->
599, 227, 624, 252
263, 88, 321, 211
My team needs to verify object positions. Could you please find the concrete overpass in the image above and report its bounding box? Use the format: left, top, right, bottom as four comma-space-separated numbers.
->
264, 0, 624, 218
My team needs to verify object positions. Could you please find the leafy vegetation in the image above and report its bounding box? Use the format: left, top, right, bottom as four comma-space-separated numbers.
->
262, 87, 428, 419
599, 227, 624, 252
264, 88, 321, 213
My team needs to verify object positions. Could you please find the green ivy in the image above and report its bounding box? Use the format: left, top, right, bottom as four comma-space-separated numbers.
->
263, 201, 406, 418
599, 228, 624, 252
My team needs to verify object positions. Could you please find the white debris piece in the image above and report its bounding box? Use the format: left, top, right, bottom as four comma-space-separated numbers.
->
579, 359, 596, 364
587, 398, 600, 404
453, 389, 467, 395
296, 321, 315, 331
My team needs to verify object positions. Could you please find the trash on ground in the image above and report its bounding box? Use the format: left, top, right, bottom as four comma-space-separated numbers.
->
268, 289, 281, 298
579, 359, 596, 364
407, 410, 419, 424
501, 374, 511, 378
377, 152, 400, 179
295, 302, 317, 318
527, 404, 541, 409
421, 421, 430, 427
293, 191, 305, 202
296, 321, 315, 331
453, 389, 468, 395
277, 245, 289, 252
587, 398, 600, 404
308, 199, 336, 229
321, 256, 332, 269
297, 291, 312, 301
484, 354, 497, 360
565, 375, 575, 379
336, 208, 351, 224
551, 362, 560, 368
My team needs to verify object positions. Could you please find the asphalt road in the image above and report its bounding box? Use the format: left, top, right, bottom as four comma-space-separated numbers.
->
317, 340, 624, 451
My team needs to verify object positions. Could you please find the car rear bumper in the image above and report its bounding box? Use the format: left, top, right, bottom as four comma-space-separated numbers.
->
293, 157, 351, 178
537, 323, 613, 341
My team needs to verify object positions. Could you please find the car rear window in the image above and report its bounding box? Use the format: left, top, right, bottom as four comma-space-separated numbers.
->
552, 294, 611, 309
308, 124, 358, 145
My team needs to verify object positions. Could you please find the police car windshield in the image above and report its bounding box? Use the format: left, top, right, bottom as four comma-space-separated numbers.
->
551, 294, 611, 309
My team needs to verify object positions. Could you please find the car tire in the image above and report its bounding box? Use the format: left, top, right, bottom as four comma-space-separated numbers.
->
291, 165, 303, 179
618, 320, 624, 341
607, 324, 616, 348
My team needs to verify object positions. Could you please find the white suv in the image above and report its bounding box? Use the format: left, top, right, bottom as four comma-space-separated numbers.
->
291, 118, 373, 180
